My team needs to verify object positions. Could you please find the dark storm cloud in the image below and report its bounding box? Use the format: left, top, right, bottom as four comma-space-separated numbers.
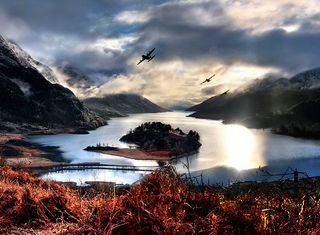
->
252, 29, 320, 71
290, 13, 320, 33
0, 1, 108, 37
1, 0, 320, 78
0, 0, 161, 37
55, 48, 128, 76
135, 1, 320, 73
0, 0, 165, 75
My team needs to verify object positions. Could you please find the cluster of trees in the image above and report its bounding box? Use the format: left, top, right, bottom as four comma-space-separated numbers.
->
129, 122, 172, 134
121, 122, 201, 156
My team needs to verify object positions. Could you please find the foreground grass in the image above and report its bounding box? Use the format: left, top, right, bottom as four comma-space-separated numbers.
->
0, 166, 320, 234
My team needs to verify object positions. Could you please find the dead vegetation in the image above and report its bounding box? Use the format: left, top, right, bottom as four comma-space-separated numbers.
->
0, 166, 320, 234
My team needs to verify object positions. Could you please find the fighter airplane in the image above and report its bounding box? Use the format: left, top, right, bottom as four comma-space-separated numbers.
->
200, 74, 215, 85
221, 89, 230, 95
137, 48, 156, 65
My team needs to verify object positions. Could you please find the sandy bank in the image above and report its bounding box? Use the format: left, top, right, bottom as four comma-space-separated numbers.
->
91, 148, 172, 160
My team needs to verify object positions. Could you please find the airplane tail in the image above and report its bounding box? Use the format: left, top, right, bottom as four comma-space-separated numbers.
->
148, 55, 155, 62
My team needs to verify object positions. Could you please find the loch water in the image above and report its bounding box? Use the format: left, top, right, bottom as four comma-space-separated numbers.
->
27, 112, 320, 185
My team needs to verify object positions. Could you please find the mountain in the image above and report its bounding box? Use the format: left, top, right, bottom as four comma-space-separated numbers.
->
83, 94, 168, 117
0, 35, 106, 132
56, 64, 97, 91
271, 99, 320, 138
188, 68, 320, 138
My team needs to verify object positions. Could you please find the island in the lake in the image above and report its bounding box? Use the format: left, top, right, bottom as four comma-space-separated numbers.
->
84, 122, 201, 160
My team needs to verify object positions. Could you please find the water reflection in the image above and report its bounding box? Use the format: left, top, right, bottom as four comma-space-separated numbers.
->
42, 169, 147, 185
225, 125, 265, 170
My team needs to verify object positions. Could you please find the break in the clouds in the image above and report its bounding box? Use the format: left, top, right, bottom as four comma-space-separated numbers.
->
1, 0, 320, 107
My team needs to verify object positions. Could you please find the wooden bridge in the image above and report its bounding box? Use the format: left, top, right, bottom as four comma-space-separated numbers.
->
26, 162, 161, 175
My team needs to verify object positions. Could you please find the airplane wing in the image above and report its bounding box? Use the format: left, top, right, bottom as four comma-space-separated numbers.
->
146, 48, 155, 56
200, 74, 215, 84
208, 74, 216, 80
137, 58, 145, 65
148, 55, 155, 62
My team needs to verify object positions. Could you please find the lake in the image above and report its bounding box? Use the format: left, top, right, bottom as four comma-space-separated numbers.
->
27, 111, 320, 185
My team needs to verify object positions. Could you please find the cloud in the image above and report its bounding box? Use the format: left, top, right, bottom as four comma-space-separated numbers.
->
96, 60, 241, 107
136, 1, 320, 72
0, 0, 145, 59
0, 9, 31, 40
114, 10, 150, 24
94, 36, 139, 52
219, 0, 320, 32
1, 0, 320, 107
0, 0, 124, 36
201, 85, 224, 95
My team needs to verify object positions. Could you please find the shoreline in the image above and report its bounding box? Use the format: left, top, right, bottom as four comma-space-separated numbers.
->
0, 132, 68, 168
85, 148, 173, 160
0, 123, 108, 169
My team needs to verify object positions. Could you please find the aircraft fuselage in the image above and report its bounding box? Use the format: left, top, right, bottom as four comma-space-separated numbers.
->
142, 54, 151, 59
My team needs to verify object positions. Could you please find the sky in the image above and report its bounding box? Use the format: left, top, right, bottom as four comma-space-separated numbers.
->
1, 0, 320, 108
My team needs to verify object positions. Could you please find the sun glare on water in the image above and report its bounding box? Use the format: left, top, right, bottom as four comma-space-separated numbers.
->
225, 125, 262, 171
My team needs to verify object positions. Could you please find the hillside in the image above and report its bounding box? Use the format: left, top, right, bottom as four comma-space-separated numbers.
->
83, 93, 168, 117
1, 166, 320, 234
0, 35, 106, 132
272, 99, 320, 138
188, 68, 320, 138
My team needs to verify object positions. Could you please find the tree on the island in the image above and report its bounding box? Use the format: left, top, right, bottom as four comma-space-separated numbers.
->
187, 130, 200, 141
174, 128, 184, 135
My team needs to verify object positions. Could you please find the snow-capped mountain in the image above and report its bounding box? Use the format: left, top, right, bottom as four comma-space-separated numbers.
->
1, 36, 59, 84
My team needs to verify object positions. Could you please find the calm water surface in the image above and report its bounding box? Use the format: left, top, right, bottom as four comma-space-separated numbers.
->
27, 112, 320, 185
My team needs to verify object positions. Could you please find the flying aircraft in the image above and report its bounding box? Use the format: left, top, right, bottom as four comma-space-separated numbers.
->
222, 89, 230, 95
200, 74, 215, 85
137, 48, 156, 65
